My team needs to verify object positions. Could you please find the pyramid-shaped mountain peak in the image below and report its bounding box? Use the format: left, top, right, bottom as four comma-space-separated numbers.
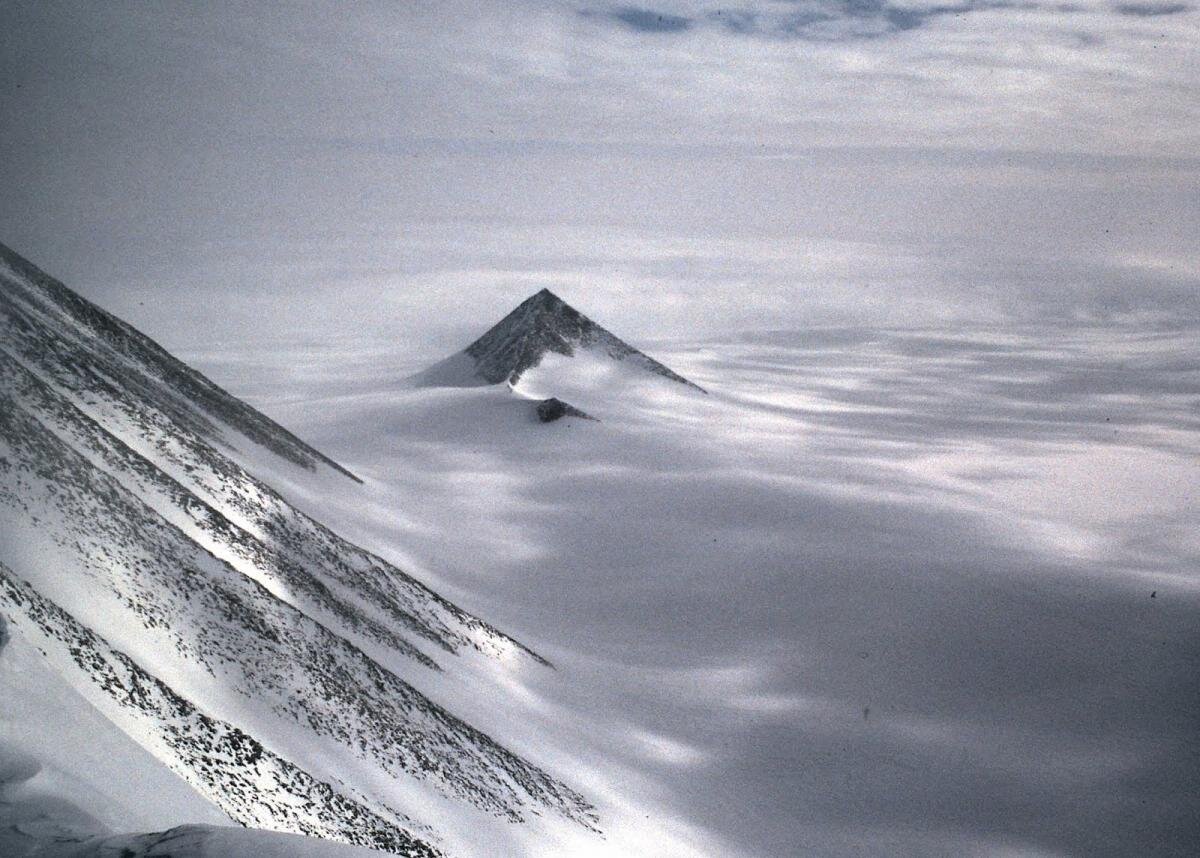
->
503, 287, 576, 324
415, 290, 704, 391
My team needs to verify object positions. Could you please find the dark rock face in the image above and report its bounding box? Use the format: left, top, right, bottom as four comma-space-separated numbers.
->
536, 398, 592, 423
463, 288, 705, 391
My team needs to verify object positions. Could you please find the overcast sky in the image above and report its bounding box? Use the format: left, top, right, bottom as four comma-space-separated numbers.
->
0, 1, 1197, 348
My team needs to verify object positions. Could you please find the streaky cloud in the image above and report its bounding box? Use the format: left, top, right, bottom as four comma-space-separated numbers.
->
591, 0, 1058, 42
611, 6, 694, 31
1112, 1, 1190, 13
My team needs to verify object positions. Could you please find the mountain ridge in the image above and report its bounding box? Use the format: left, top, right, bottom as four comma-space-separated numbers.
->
0, 243, 362, 483
0, 242, 598, 856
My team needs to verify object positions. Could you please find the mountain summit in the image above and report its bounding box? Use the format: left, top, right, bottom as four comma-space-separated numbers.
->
415, 289, 704, 392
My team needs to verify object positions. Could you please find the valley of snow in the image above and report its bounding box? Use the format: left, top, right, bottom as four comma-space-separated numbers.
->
181, 319, 1200, 856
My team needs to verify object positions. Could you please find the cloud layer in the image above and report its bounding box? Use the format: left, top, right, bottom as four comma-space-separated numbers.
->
0, 2, 1195, 345
0, 2, 1196, 345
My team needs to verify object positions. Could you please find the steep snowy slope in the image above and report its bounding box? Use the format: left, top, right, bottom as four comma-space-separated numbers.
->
3, 614, 379, 858
0, 243, 597, 856
412, 288, 705, 394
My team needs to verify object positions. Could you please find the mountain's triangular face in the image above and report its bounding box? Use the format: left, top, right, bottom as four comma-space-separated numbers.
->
417, 289, 704, 393
0, 243, 597, 856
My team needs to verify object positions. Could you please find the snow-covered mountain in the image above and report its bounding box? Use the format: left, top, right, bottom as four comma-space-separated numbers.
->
0, 243, 598, 856
412, 288, 705, 396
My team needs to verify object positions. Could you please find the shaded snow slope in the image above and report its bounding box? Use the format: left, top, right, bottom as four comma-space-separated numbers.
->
0, 611, 228, 855
0, 627, 393, 855
412, 288, 704, 393
0, 243, 598, 856
0, 568, 439, 857
0, 612, 414, 858
20, 825, 403, 858
1, 618, 222, 837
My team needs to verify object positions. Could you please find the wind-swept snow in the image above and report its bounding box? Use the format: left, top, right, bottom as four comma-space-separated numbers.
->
229, 320, 1200, 858
5, 233, 1198, 857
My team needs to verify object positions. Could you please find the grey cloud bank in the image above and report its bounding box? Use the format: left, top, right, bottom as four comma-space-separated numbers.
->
603, 0, 1052, 41
0, 1, 1196, 351
1113, 2, 1191, 15
610, 6, 696, 31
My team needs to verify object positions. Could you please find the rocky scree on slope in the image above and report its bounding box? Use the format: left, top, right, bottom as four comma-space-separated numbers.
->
0, 566, 440, 858
0, 243, 546, 667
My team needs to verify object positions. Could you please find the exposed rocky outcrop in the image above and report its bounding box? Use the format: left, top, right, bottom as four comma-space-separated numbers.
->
535, 398, 593, 423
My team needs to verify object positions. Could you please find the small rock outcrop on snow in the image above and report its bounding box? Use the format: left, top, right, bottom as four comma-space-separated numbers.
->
535, 398, 592, 423
413, 288, 705, 392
